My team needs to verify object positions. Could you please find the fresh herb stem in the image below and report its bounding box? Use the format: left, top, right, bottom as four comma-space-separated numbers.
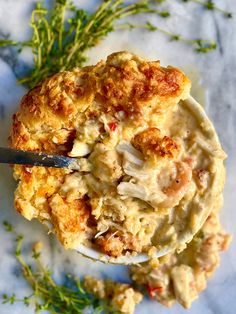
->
182, 0, 233, 18
0, 39, 18, 47
117, 22, 217, 53
2, 221, 114, 313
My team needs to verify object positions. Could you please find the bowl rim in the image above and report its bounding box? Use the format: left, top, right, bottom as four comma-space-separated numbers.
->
75, 96, 225, 264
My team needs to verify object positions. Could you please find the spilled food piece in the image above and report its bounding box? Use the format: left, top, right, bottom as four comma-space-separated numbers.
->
130, 211, 231, 308
84, 276, 143, 314
10, 51, 226, 260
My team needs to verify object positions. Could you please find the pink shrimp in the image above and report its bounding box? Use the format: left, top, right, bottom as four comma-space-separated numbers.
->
159, 161, 192, 208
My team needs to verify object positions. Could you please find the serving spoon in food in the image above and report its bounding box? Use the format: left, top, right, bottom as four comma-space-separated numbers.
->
0, 147, 82, 170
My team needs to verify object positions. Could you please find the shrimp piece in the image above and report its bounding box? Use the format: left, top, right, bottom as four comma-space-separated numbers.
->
159, 161, 192, 208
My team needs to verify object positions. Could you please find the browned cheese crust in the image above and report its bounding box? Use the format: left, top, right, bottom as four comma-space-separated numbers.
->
132, 127, 179, 159
10, 51, 191, 251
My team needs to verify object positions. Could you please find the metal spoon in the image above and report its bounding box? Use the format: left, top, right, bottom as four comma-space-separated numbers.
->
0, 147, 82, 170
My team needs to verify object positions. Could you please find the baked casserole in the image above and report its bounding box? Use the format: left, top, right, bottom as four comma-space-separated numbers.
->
10, 52, 226, 260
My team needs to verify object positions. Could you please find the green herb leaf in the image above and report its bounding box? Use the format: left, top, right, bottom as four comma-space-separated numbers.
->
205, 0, 215, 10
0, 39, 18, 47
170, 34, 181, 41
193, 39, 217, 53
2, 294, 16, 305
3, 221, 13, 232
182, 0, 233, 18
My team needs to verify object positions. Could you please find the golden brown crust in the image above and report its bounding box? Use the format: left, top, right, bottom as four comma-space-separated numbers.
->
132, 127, 179, 158
49, 194, 91, 248
10, 53, 190, 153
10, 51, 191, 251
14, 165, 68, 220
85, 52, 191, 120
10, 71, 94, 152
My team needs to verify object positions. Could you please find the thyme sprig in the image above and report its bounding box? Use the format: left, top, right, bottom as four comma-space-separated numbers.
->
0, 0, 170, 88
182, 0, 233, 18
0, 0, 222, 89
0, 39, 18, 47
117, 21, 217, 53
2, 221, 117, 314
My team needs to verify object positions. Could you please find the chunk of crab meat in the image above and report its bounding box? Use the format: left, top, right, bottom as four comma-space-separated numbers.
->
117, 182, 166, 207
122, 162, 151, 180
68, 140, 91, 157
117, 182, 147, 200
116, 140, 143, 165
117, 140, 149, 179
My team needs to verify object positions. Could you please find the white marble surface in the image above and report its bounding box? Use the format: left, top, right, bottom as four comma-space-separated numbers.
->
0, 1, 236, 313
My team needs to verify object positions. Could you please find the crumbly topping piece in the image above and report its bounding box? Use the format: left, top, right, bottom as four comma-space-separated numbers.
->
132, 127, 179, 159
84, 275, 143, 314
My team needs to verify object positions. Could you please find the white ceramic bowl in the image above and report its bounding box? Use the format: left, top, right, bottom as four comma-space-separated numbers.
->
75, 96, 225, 264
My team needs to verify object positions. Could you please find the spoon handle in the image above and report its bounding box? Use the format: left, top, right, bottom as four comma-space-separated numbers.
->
0, 147, 79, 169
